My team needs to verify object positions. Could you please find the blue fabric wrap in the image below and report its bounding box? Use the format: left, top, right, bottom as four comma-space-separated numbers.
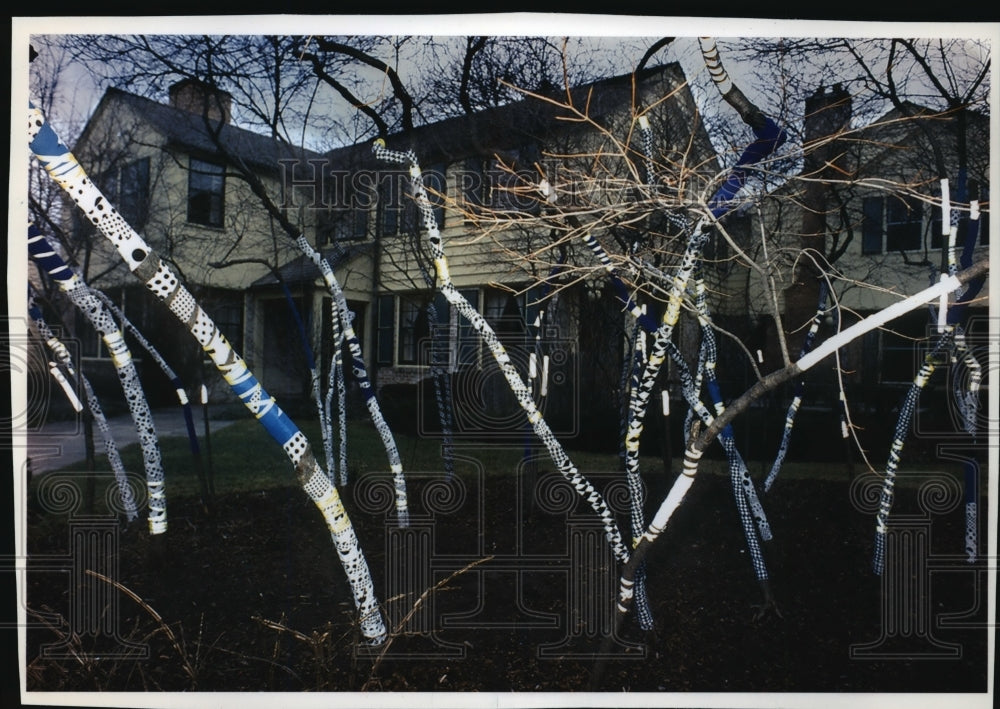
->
353, 354, 376, 403
948, 169, 985, 323
280, 280, 317, 370
28, 102, 70, 158
610, 279, 661, 333
228, 367, 298, 446
27, 224, 73, 281
709, 118, 787, 218
704, 378, 734, 438
173, 376, 202, 456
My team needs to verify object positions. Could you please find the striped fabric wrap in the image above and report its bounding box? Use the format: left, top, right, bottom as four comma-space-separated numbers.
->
28, 101, 387, 644
698, 37, 734, 95
373, 139, 630, 564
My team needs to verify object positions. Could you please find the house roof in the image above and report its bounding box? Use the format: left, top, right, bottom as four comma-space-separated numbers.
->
81, 87, 325, 173
848, 101, 990, 179
250, 242, 372, 288
323, 62, 696, 168
80, 62, 700, 179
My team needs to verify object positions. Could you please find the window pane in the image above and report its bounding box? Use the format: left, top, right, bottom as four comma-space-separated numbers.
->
862, 196, 883, 255
376, 294, 395, 366
188, 158, 225, 227
119, 158, 150, 227
885, 196, 922, 252
352, 206, 368, 240
427, 292, 451, 368
378, 173, 400, 237
462, 158, 485, 212
397, 296, 430, 365
205, 295, 243, 352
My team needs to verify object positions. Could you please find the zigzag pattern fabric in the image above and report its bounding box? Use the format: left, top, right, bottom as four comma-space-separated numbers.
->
374, 139, 630, 564
324, 302, 349, 487
28, 225, 165, 533
28, 292, 138, 522
617, 119, 656, 620
619, 323, 642, 468
620, 223, 708, 558
28, 101, 387, 643
624, 323, 653, 630
873, 329, 953, 575
580, 201, 774, 613
612, 37, 790, 625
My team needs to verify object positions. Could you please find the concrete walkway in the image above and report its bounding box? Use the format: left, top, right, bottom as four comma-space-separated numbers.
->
24, 406, 240, 475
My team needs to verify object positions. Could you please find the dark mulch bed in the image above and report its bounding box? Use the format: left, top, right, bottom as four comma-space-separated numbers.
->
24, 464, 989, 695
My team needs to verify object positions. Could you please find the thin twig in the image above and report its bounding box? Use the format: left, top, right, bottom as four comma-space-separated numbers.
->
364, 555, 494, 688
84, 569, 197, 681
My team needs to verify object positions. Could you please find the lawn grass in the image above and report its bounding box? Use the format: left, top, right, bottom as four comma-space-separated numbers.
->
34, 414, 969, 508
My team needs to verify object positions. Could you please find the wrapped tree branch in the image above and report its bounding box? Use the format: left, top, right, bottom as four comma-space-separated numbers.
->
28, 100, 387, 644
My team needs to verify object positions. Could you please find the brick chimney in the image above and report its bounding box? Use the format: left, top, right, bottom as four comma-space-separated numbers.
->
803, 83, 852, 177
782, 83, 854, 358
168, 78, 232, 124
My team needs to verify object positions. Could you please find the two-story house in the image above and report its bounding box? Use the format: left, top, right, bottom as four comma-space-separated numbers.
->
707, 84, 990, 457
61, 63, 720, 452
54, 64, 985, 458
